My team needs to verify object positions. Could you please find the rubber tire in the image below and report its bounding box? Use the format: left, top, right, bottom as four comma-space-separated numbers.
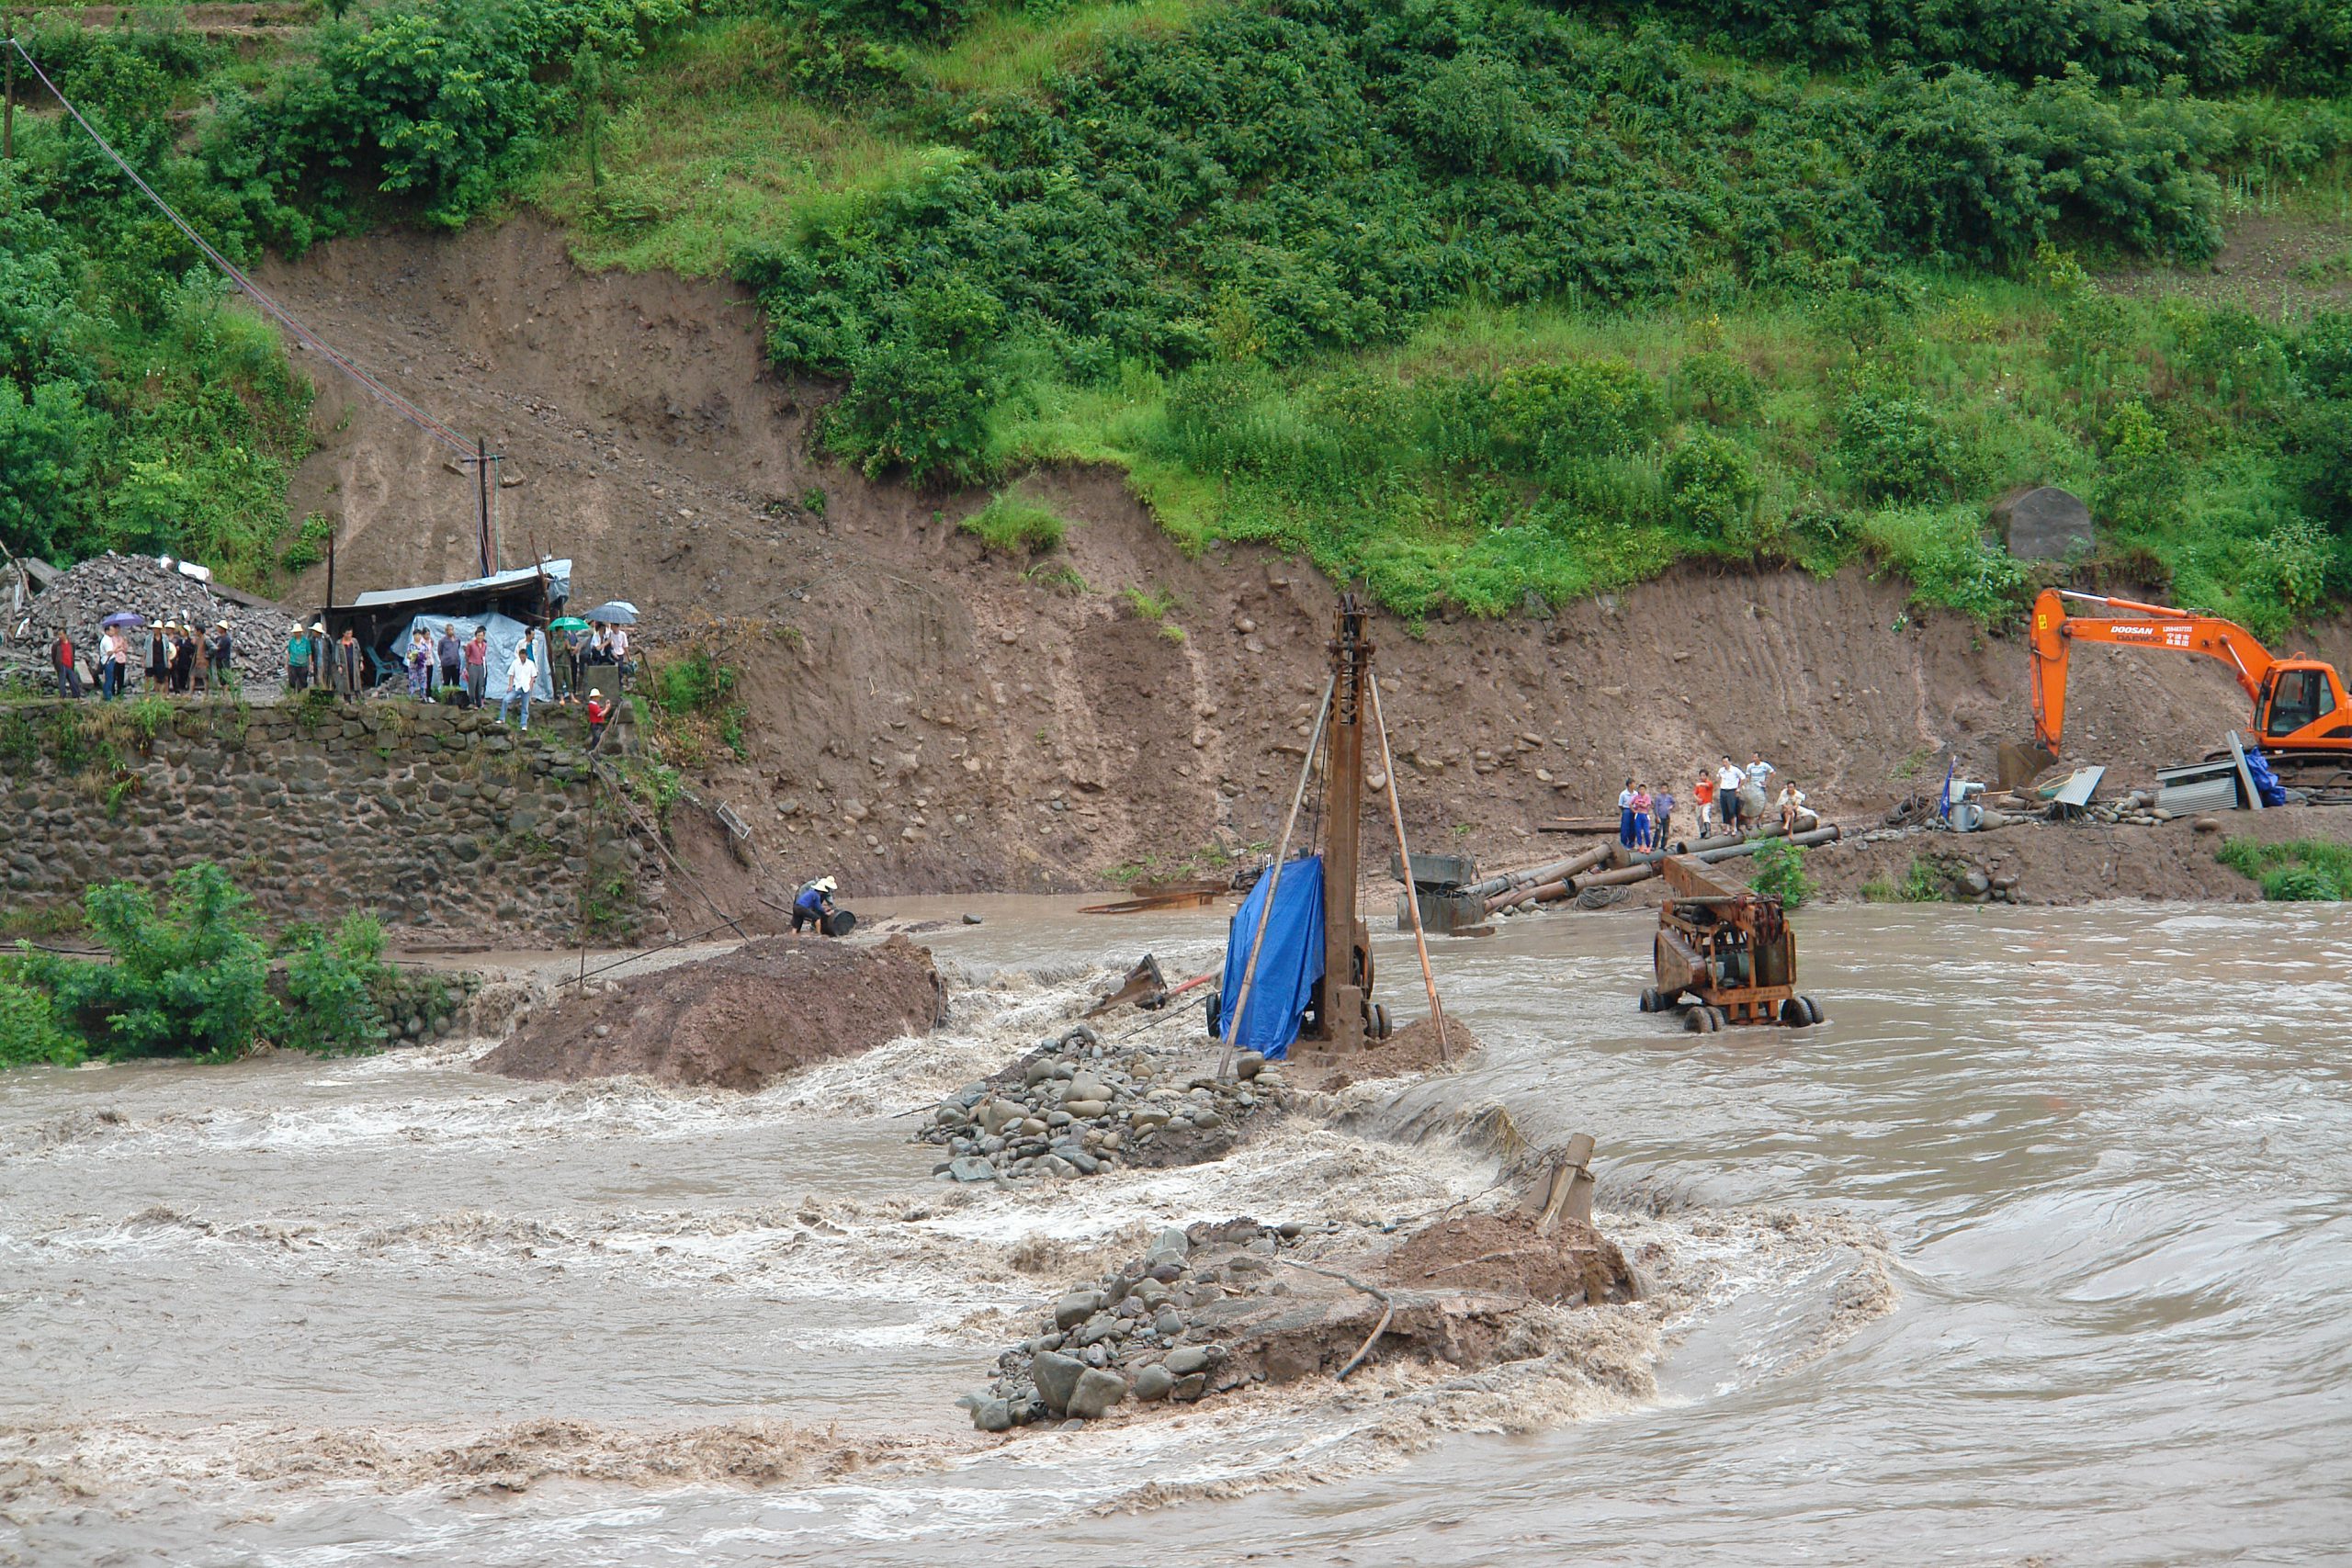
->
1781, 997, 1809, 1027
1704, 1006, 1724, 1032
1801, 995, 1824, 1026
1638, 987, 1659, 1013
1203, 988, 1221, 1039
1684, 1008, 1708, 1033
1372, 1001, 1392, 1041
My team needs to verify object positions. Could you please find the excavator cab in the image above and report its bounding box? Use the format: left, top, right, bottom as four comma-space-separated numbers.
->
2256, 663, 2352, 744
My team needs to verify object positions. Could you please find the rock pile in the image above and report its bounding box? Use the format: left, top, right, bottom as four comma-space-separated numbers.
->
962, 1218, 1304, 1430
918, 1024, 1280, 1183
6, 552, 301, 694
964, 1199, 1640, 1433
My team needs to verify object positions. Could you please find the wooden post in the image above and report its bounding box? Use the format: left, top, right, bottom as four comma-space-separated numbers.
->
1316, 594, 1370, 1051
324, 528, 335, 615
1368, 670, 1448, 1062
6, 23, 17, 164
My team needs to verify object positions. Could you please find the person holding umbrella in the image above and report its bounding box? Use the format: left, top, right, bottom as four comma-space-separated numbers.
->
583, 603, 636, 689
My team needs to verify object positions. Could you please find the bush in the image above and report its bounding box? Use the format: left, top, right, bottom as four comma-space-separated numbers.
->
1666, 430, 1764, 546
281, 912, 395, 1055
650, 649, 738, 716
1838, 386, 1958, 502
34, 862, 274, 1061
0, 976, 82, 1068
960, 492, 1069, 554
820, 279, 1007, 484
1749, 838, 1815, 908
1490, 359, 1671, 464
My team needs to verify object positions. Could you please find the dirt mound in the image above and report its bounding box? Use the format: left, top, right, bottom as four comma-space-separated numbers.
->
480, 935, 944, 1090
1283, 1015, 1481, 1091
1384, 1211, 1634, 1306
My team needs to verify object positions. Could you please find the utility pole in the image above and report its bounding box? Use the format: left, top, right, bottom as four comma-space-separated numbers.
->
458, 435, 501, 577
6, 22, 18, 164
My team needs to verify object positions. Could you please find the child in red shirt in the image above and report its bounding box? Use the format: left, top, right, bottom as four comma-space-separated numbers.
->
586, 688, 612, 751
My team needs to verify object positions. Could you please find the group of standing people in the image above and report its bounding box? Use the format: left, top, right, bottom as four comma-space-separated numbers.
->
1621, 751, 1815, 851
51, 620, 234, 701
1694, 752, 1813, 838
287, 621, 370, 694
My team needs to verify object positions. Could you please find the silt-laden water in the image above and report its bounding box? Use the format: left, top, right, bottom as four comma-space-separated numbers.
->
2, 901, 2346, 1563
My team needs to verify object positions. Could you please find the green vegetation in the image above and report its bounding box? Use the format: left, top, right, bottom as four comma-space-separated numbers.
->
1748, 838, 1815, 908
2216, 837, 2352, 900
645, 635, 748, 765
959, 491, 1068, 554
1, 862, 396, 1068
1859, 855, 1956, 903
10, 0, 2352, 628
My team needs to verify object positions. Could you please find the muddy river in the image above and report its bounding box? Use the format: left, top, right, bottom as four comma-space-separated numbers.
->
4, 901, 2347, 1563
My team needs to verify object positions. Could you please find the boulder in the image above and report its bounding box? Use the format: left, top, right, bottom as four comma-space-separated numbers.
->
1031, 1351, 1085, 1416
1990, 484, 2093, 562
1067, 1368, 1128, 1420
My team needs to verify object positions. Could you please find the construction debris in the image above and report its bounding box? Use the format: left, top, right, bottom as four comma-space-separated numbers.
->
2, 550, 302, 694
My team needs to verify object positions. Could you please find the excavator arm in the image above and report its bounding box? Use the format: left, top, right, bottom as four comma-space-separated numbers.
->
2029, 588, 2278, 753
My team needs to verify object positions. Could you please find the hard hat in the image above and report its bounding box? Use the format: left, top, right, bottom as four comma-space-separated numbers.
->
588, 688, 603, 698
816, 876, 838, 893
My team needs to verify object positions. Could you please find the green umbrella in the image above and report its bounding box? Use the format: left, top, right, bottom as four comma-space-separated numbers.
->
550, 616, 590, 632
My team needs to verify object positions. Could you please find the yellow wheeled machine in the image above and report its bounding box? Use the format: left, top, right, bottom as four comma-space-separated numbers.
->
1635, 855, 1824, 1032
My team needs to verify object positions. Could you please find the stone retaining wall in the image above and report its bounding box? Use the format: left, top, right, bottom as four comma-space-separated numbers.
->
0, 696, 657, 942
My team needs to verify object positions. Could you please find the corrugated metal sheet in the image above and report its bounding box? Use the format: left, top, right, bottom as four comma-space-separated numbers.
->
2157, 758, 2242, 813
349, 558, 572, 609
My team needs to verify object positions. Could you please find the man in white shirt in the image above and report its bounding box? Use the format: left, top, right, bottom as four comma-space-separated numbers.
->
1716, 756, 1745, 833
499, 642, 538, 731
1617, 778, 1637, 849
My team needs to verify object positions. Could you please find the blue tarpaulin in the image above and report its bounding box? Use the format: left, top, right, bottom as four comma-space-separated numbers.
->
2245, 745, 2290, 807
1216, 856, 1324, 1059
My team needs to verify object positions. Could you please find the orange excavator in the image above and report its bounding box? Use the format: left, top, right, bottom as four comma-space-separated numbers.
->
2029, 587, 2352, 780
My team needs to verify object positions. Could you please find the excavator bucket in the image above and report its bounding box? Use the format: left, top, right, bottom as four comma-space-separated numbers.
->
1996, 740, 2057, 794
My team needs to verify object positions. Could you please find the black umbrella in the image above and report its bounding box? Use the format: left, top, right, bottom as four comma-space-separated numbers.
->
583, 603, 638, 625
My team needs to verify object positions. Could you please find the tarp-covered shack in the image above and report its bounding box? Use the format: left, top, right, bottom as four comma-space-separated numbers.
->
321, 559, 571, 695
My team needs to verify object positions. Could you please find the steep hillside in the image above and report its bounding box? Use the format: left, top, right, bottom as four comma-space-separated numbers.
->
260, 220, 2291, 894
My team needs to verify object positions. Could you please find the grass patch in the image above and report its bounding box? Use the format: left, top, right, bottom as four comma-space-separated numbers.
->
2216, 838, 2352, 900
959, 491, 1069, 555
1859, 857, 1955, 903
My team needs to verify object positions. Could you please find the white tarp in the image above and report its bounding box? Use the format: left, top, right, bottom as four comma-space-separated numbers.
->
394, 611, 553, 701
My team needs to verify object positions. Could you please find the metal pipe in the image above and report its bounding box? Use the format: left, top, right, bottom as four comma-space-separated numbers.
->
1466, 843, 1612, 903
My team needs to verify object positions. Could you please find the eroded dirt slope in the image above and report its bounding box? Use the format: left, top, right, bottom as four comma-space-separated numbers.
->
261, 220, 2334, 896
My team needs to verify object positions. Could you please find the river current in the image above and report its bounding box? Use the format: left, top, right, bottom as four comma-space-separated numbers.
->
2, 900, 2346, 1564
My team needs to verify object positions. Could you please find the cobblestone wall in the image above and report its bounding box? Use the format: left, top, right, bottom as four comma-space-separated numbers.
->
0, 697, 655, 943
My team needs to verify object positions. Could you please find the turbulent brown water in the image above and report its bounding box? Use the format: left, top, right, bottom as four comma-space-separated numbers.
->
4, 900, 2348, 1564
